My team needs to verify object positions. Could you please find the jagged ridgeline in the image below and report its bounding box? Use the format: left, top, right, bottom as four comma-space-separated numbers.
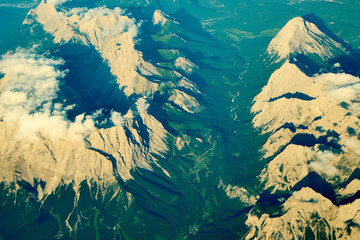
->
1, 0, 360, 239
0, 1, 241, 239
246, 16, 360, 239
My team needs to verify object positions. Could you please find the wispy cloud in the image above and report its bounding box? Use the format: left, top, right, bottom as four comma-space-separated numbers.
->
316, 73, 360, 116
0, 3, 38, 8
0, 48, 96, 141
0, 48, 156, 142
343, 138, 360, 154
110, 111, 125, 126
45, 0, 68, 5
64, 7, 139, 38
136, 97, 149, 114
310, 151, 339, 177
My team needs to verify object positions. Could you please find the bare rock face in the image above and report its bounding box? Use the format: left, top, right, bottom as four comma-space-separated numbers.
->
153, 10, 170, 26
26, 3, 202, 114
251, 60, 360, 193
0, 52, 169, 199
246, 187, 360, 240
30, 2, 159, 96
168, 89, 201, 113
267, 17, 348, 62
0, 2, 205, 201
246, 16, 360, 239
175, 57, 198, 74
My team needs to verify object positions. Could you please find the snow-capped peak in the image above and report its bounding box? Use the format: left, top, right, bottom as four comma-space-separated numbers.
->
267, 17, 348, 62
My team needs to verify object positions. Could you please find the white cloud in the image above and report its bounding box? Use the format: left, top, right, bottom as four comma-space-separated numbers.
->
45, 0, 69, 5
317, 73, 360, 101
66, 7, 123, 20
104, 20, 139, 39
0, 48, 96, 142
0, 48, 64, 121
82, 7, 124, 21
136, 97, 149, 114
17, 111, 69, 141
63, 6, 139, 36
78, 7, 139, 38
0, 3, 38, 8
349, 103, 360, 116
343, 138, 360, 155
218, 179, 258, 205
316, 73, 360, 116
0, 48, 156, 142
0, 91, 27, 105
110, 111, 125, 126
67, 114, 96, 141
310, 151, 339, 177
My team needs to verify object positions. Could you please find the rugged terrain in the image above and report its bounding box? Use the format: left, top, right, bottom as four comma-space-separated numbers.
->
246, 16, 360, 239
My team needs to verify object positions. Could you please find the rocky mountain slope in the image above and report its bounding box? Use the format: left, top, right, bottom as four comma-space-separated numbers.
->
0, 48, 170, 200
267, 16, 349, 62
0, 1, 203, 202
246, 16, 360, 239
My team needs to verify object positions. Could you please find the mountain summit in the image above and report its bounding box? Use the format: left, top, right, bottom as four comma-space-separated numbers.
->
247, 16, 360, 240
267, 17, 348, 62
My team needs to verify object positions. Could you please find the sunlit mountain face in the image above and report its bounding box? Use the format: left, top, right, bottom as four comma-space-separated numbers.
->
1, 0, 360, 239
